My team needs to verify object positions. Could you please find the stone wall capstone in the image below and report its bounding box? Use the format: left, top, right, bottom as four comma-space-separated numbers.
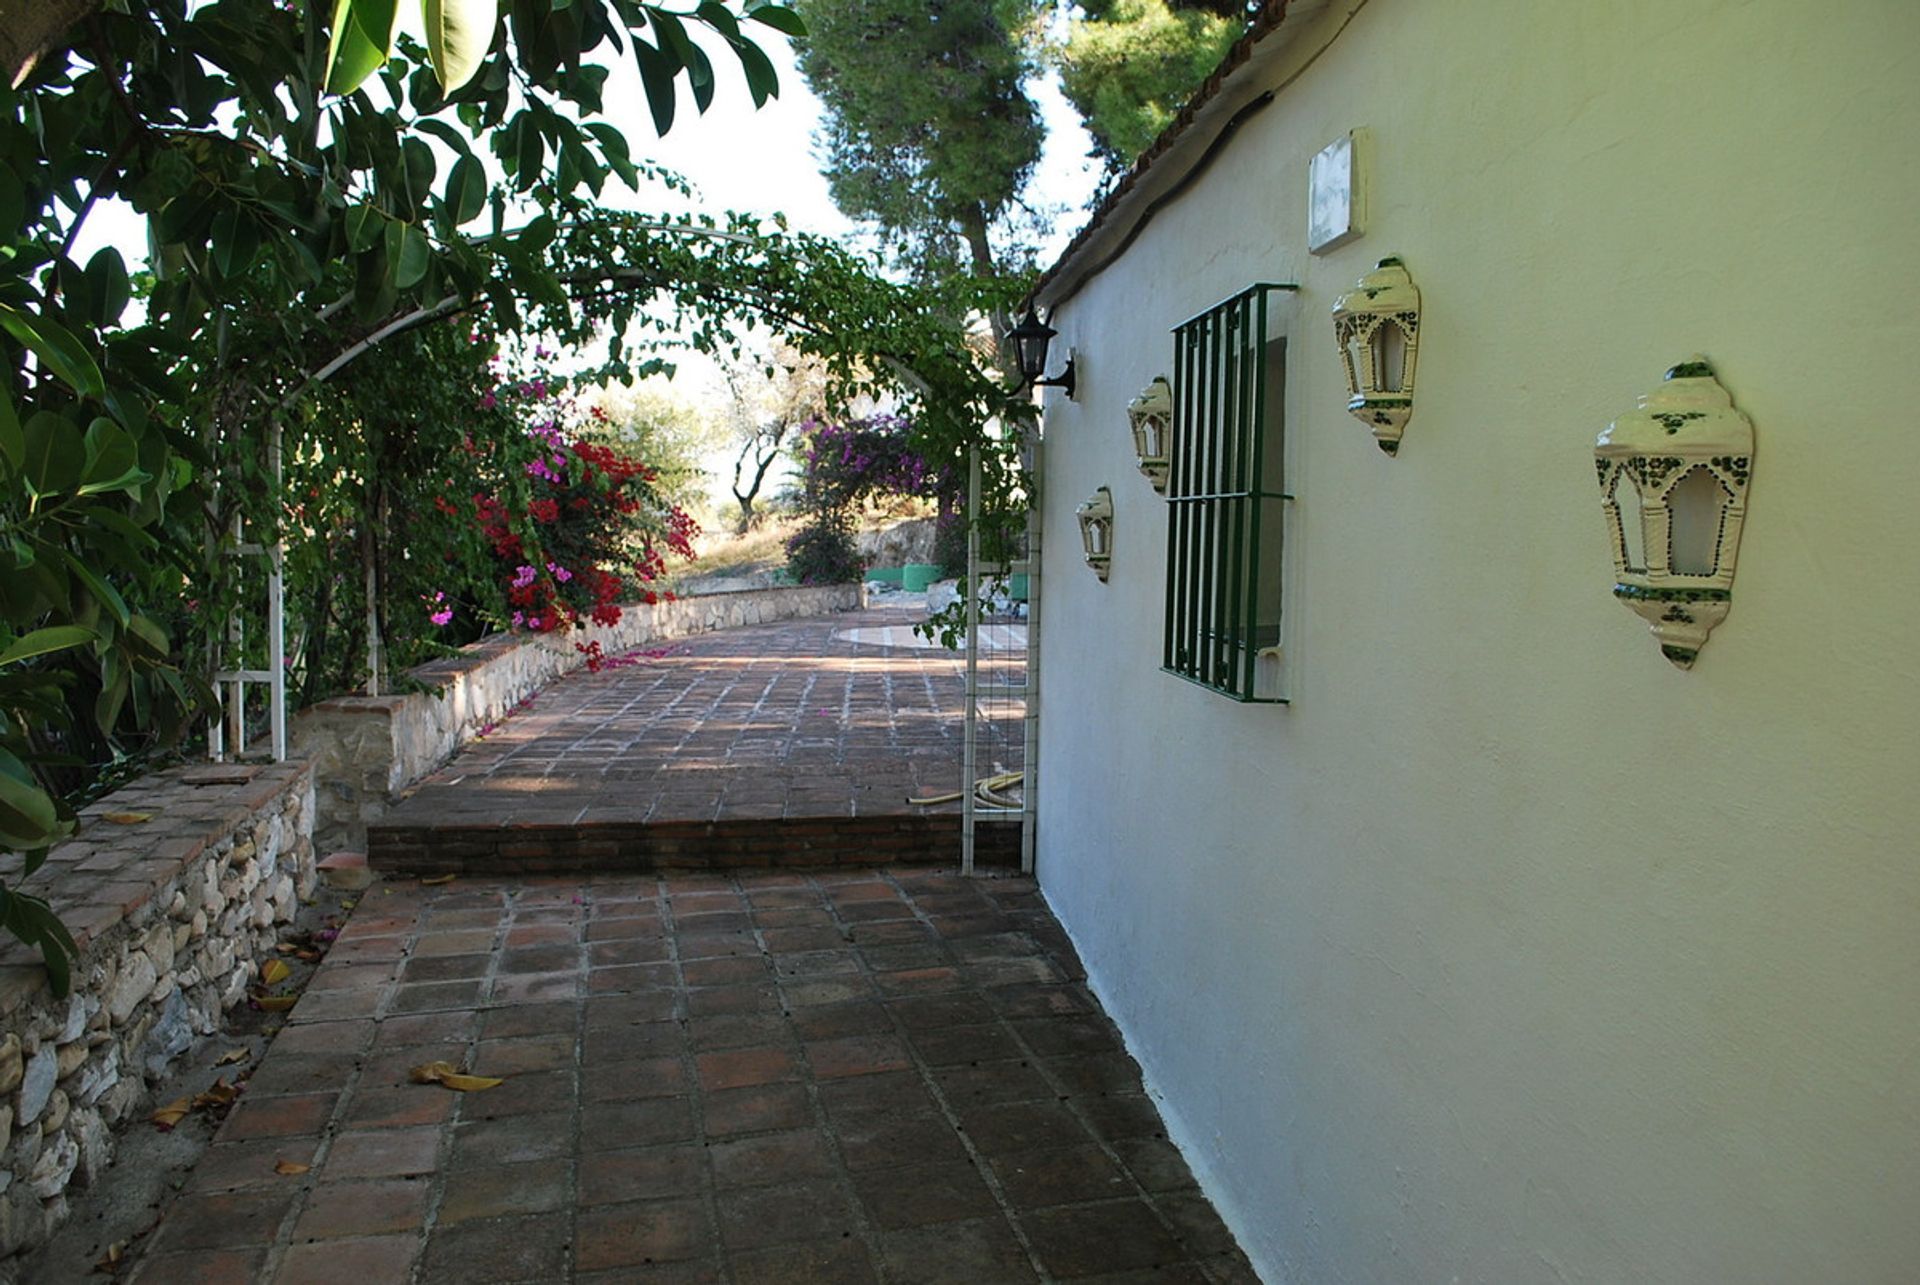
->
293, 585, 861, 852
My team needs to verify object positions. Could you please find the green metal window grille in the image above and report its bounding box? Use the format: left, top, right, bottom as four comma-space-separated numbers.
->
1163, 282, 1296, 702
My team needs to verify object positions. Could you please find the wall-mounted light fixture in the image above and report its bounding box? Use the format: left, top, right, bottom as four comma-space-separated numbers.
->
1008, 304, 1077, 398
1127, 378, 1172, 492
1076, 487, 1113, 581
1595, 357, 1754, 668
1332, 256, 1421, 455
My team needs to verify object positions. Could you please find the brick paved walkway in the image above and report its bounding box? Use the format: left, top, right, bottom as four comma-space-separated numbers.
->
122, 869, 1256, 1283
371, 606, 1028, 873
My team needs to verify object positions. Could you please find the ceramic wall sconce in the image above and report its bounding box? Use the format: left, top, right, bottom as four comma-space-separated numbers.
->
1127, 378, 1172, 493
1332, 256, 1421, 454
1076, 487, 1114, 582
1594, 357, 1754, 668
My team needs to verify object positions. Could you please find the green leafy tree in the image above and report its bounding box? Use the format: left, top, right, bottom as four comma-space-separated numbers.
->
1057, 0, 1247, 171
0, 0, 869, 988
792, 0, 1047, 289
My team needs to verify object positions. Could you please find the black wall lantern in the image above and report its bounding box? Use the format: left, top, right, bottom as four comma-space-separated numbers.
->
1008, 304, 1076, 398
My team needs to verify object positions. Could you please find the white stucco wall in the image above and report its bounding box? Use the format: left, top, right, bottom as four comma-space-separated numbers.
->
1034, 2, 1920, 1281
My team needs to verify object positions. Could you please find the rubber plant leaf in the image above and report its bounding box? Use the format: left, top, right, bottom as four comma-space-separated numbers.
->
325, 0, 402, 95
424, 0, 498, 92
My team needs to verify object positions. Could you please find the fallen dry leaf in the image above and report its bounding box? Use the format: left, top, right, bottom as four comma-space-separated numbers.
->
214, 1048, 249, 1067
295, 948, 321, 962
93, 1240, 127, 1274
275, 942, 299, 954
420, 873, 456, 886
408, 1060, 503, 1092
102, 811, 152, 825
192, 1078, 240, 1110
150, 1097, 191, 1130
252, 993, 298, 1012
273, 1159, 311, 1176
260, 959, 292, 985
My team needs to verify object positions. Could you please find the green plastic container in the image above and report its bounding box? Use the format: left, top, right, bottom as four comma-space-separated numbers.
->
865, 566, 905, 585
1008, 572, 1029, 601
902, 562, 942, 593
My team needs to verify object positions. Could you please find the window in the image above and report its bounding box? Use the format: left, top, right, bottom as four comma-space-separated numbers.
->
1163, 283, 1296, 702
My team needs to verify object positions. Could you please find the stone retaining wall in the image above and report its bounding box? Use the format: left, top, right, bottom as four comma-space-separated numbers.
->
293, 585, 862, 853
0, 762, 316, 1260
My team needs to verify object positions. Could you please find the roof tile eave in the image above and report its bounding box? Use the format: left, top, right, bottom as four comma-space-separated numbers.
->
1030, 0, 1294, 307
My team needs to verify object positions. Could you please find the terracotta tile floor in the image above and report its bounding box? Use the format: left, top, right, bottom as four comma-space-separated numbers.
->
382, 606, 1029, 829
123, 869, 1256, 1284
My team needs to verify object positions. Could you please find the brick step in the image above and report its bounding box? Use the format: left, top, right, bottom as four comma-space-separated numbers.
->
366, 815, 1023, 876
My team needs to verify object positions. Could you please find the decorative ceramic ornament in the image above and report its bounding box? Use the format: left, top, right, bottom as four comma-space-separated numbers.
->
1076, 487, 1114, 582
1127, 378, 1172, 493
1594, 357, 1754, 668
1332, 257, 1421, 454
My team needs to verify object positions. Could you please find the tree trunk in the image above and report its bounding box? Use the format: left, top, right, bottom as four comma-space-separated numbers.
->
2, 0, 101, 88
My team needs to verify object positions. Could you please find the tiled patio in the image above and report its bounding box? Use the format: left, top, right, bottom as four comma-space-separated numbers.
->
122, 868, 1256, 1283
371, 605, 1028, 873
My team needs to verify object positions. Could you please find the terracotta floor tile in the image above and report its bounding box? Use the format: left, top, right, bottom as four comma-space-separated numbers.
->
850, 1161, 1002, 1230
714, 1181, 856, 1253
321, 1125, 442, 1179
581, 1096, 696, 1150
126, 1247, 267, 1284
144, 1188, 300, 1254
696, 1044, 799, 1092
1022, 1201, 1190, 1279
215, 1091, 337, 1142
805, 1033, 913, 1079
874, 1217, 1038, 1285
338, 1082, 459, 1131
437, 1158, 572, 1225
373, 1009, 482, 1048
418, 1212, 572, 1284
990, 1143, 1133, 1208
701, 1081, 813, 1137
583, 1054, 685, 1102
576, 1198, 711, 1269
449, 1111, 575, 1168
731, 1238, 879, 1285
578, 1143, 705, 1206
184, 1137, 323, 1194
276, 1234, 420, 1285
292, 1177, 432, 1239
708, 1128, 836, 1188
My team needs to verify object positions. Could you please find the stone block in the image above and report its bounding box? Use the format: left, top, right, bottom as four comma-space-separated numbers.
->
0, 1034, 21, 1096
40, 1087, 68, 1134
57, 996, 89, 1045
73, 1107, 111, 1187
54, 1040, 86, 1079
28, 1130, 78, 1199
106, 951, 158, 1024
73, 1046, 119, 1105
142, 922, 176, 975
18, 1045, 58, 1125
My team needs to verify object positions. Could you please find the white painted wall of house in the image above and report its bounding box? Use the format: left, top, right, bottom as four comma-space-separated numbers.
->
1033, 2, 1920, 1280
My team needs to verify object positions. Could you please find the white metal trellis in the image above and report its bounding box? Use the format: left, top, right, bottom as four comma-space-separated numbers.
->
960, 436, 1039, 878
207, 423, 288, 762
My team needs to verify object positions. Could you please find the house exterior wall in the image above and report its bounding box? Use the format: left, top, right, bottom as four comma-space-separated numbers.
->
1033, 2, 1920, 1280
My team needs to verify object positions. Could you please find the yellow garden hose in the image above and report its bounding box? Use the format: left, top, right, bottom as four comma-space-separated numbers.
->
908, 771, 1024, 808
